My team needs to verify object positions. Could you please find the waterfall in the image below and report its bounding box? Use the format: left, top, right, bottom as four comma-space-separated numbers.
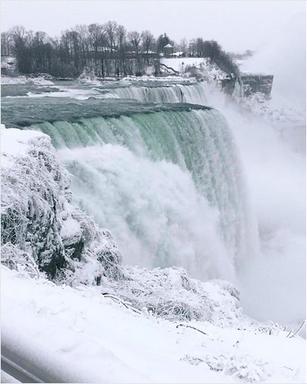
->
99, 82, 208, 104
2, 72, 303, 325
27, 107, 254, 281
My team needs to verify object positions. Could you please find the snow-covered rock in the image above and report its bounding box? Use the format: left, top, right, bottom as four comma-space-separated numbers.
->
1, 127, 122, 281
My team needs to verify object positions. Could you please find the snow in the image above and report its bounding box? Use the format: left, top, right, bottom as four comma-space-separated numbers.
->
1, 371, 18, 383
60, 214, 82, 240
92, 266, 242, 323
171, 51, 184, 57
31, 77, 54, 86
1, 56, 16, 69
162, 57, 209, 72
1, 126, 122, 281
2, 266, 305, 383
1, 75, 54, 86
27, 86, 104, 100
121, 75, 197, 84
0, 125, 44, 168
161, 57, 229, 82
1, 76, 28, 85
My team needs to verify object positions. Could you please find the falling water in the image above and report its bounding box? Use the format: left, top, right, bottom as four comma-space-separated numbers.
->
25, 106, 256, 281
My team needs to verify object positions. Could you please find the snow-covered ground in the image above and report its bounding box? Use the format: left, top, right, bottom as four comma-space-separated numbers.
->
2, 266, 305, 383
161, 57, 227, 81
161, 57, 208, 73
0, 124, 43, 167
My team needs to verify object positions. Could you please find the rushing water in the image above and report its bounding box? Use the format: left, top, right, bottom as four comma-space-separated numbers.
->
99, 82, 208, 104
22, 106, 254, 281
2, 78, 207, 104
1, 81, 257, 281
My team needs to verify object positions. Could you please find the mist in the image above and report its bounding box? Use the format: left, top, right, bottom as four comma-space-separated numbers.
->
208, 12, 306, 324
241, 10, 306, 113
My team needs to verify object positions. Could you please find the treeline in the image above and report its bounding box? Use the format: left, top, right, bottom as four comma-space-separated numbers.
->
1, 23, 239, 78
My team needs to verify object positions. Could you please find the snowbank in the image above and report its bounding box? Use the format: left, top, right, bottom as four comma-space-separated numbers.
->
1, 126, 43, 168
2, 266, 305, 383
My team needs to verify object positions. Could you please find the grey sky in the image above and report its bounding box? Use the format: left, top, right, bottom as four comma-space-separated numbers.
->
1, 0, 305, 52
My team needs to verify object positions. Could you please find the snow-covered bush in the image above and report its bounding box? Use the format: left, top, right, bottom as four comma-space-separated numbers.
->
1, 243, 40, 278
204, 353, 271, 382
95, 266, 243, 324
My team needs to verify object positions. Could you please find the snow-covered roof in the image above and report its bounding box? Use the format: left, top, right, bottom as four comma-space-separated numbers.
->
164, 44, 173, 48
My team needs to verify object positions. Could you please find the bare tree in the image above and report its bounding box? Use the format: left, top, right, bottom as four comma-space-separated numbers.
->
128, 31, 142, 74
116, 24, 127, 76
128, 31, 141, 54
1, 32, 13, 56
88, 23, 106, 76
141, 30, 155, 54
104, 21, 118, 52
178, 38, 188, 56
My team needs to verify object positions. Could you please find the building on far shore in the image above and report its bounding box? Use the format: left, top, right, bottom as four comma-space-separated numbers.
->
163, 43, 174, 57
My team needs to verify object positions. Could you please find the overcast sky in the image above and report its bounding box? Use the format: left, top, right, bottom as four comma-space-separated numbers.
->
1, 0, 305, 52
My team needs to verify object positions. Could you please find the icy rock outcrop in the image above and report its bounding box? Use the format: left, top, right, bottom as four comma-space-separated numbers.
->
1, 128, 122, 281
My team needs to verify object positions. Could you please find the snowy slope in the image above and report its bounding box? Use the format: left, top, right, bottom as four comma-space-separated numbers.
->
161, 57, 227, 81
161, 58, 209, 73
2, 266, 305, 383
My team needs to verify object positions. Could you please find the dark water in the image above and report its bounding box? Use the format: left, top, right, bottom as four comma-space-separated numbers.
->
1, 96, 210, 128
